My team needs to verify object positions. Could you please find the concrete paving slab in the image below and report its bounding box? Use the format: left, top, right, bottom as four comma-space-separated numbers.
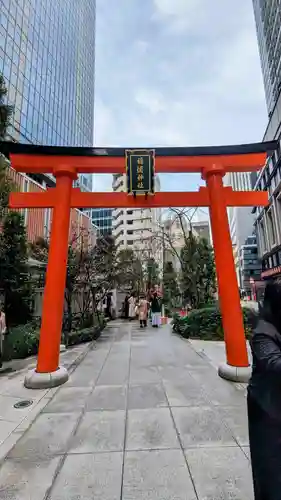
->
42, 387, 92, 413
86, 385, 127, 411
0, 431, 25, 463
0, 378, 48, 399
8, 412, 79, 459
190, 368, 246, 406
63, 367, 100, 387
123, 449, 197, 500
242, 446, 250, 459
77, 355, 108, 372
97, 361, 129, 385
185, 446, 254, 499
220, 404, 249, 446
163, 379, 211, 407
129, 366, 161, 385
126, 408, 180, 451
190, 339, 252, 371
69, 410, 125, 453
128, 384, 167, 409
158, 365, 198, 382
109, 342, 130, 355
0, 420, 18, 445
49, 452, 123, 500
0, 395, 39, 423
130, 346, 160, 366
0, 457, 60, 500
13, 395, 56, 432
172, 406, 237, 448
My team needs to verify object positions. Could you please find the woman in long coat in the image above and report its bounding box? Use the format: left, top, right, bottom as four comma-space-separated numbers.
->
137, 295, 149, 328
248, 278, 281, 499
128, 294, 136, 321
150, 292, 161, 328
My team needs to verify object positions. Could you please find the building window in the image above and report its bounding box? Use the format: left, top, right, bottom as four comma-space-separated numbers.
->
127, 240, 133, 245
259, 220, 266, 254
127, 220, 133, 225
276, 194, 281, 234
114, 210, 123, 219
267, 209, 277, 247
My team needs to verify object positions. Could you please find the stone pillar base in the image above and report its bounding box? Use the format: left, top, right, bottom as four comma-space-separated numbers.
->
60, 344, 67, 352
218, 362, 251, 383
24, 366, 68, 389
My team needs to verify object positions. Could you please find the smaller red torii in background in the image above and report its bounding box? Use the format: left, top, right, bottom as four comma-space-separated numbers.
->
1, 141, 276, 389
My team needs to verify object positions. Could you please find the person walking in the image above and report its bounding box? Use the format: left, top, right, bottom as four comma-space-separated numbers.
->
105, 292, 112, 320
247, 278, 281, 500
123, 294, 129, 320
0, 306, 7, 369
150, 292, 161, 328
128, 293, 136, 321
138, 294, 148, 328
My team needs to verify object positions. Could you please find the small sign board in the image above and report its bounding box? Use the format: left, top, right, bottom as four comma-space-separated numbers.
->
126, 149, 155, 195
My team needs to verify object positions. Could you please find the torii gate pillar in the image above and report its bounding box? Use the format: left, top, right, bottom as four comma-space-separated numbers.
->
203, 165, 250, 382
25, 166, 77, 389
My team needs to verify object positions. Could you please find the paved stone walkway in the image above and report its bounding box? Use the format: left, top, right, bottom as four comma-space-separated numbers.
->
0, 342, 93, 462
0, 322, 253, 499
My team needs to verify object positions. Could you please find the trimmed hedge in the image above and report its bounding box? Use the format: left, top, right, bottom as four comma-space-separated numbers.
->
67, 321, 106, 347
4, 323, 40, 360
172, 306, 258, 341
3, 315, 107, 361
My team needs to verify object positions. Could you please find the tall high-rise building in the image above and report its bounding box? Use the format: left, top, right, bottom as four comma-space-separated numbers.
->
252, 0, 281, 114
0, 0, 95, 191
92, 209, 113, 237
112, 174, 163, 269
252, 0, 281, 281
224, 172, 256, 288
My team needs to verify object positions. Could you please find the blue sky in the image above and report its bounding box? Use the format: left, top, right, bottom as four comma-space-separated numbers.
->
93, 0, 268, 195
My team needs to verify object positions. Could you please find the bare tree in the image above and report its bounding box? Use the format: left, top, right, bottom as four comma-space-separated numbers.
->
151, 207, 216, 309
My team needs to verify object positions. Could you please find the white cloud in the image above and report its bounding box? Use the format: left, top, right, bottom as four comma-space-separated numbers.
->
92, 174, 113, 192
152, 0, 253, 37
134, 40, 150, 55
135, 88, 166, 114
94, 0, 268, 192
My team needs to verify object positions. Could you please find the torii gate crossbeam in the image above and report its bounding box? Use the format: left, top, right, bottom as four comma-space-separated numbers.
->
1, 140, 276, 389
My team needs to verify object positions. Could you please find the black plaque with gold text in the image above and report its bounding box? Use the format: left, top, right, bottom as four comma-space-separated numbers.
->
126, 149, 155, 195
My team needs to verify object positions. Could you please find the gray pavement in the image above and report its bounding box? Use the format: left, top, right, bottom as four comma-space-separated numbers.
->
0, 322, 253, 499
0, 342, 93, 462
190, 338, 253, 373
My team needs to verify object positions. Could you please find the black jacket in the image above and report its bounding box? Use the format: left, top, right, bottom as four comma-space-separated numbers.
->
150, 296, 161, 313
248, 319, 281, 420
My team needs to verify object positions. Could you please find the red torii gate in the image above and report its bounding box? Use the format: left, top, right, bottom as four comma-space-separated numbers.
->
2, 141, 276, 388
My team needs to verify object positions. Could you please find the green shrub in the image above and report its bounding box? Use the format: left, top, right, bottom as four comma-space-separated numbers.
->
3, 313, 107, 361
80, 313, 94, 329
3, 323, 40, 360
172, 306, 258, 341
67, 325, 104, 346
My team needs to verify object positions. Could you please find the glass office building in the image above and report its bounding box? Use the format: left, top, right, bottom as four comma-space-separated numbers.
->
92, 209, 113, 237
0, 0, 95, 191
252, 0, 281, 280
252, 0, 281, 114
